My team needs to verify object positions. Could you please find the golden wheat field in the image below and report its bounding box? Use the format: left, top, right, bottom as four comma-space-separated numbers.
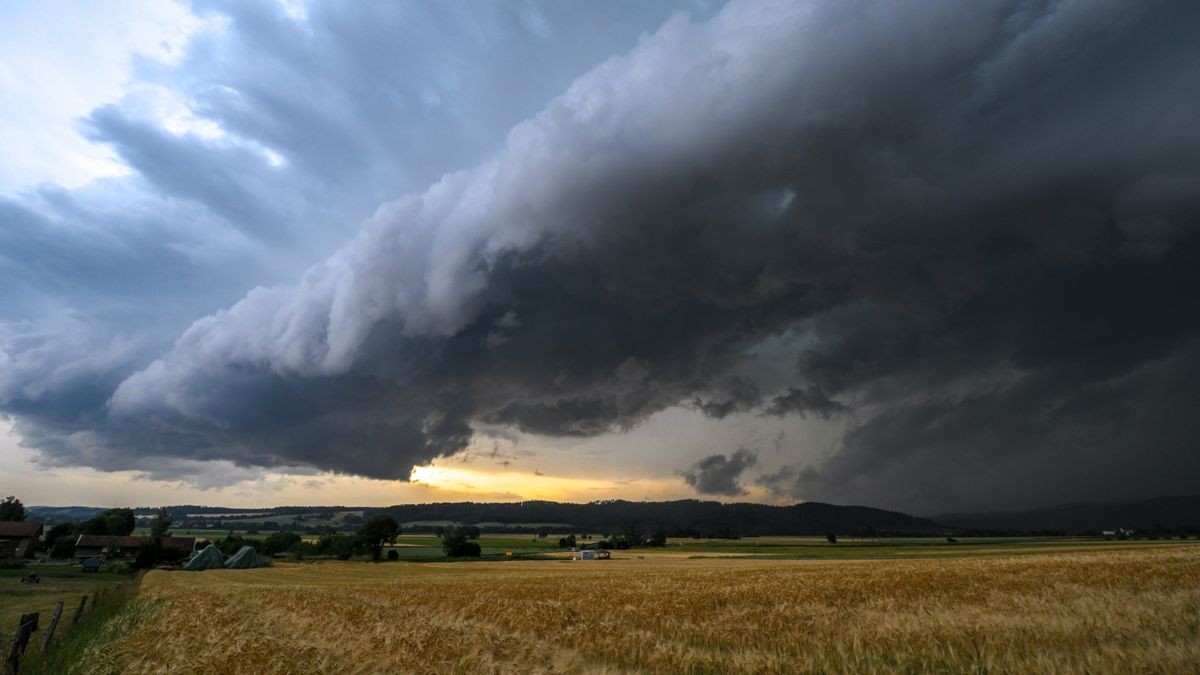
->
79, 545, 1199, 674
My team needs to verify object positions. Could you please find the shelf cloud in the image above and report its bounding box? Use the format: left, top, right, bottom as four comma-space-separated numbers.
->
3, 0, 1198, 512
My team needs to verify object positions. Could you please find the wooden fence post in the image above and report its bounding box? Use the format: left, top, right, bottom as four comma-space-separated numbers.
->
41, 601, 64, 652
72, 595, 89, 625
5, 612, 38, 675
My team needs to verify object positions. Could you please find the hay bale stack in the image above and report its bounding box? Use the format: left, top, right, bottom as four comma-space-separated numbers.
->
224, 545, 270, 569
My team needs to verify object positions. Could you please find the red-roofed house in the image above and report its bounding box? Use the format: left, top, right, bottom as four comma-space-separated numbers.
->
73, 534, 197, 560
0, 521, 44, 558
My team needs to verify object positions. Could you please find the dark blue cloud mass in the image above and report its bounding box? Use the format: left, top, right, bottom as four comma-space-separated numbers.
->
2, 0, 1199, 513
2, 0, 705, 475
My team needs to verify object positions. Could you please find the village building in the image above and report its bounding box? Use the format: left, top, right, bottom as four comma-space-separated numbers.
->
74, 534, 197, 560
0, 521, 43, 558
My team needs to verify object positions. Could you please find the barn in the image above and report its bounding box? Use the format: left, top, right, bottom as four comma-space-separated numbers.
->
74, 534, 197, 560
0, 521, 43, 558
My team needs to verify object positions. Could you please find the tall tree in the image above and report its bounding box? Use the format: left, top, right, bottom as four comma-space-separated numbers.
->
0, 496, 26, 521
44, 522, 76, 558
262, 531, 301, 555
357, 515, 400, 561
79, 508, 136, 536
441, 525, 481, 558
149, 508, 173, 537
102, 508, 136, 536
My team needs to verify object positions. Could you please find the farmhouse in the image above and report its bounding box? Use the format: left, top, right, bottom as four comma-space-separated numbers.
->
0, 521, 43, 558
74, 534, 197, 559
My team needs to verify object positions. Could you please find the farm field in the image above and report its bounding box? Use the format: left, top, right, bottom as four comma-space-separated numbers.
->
389, 533, 1196, 562
131, 528, 274, 539
82, 542, 1199, 673
125, 530, 1200, 562
0, 566, 127, 634
657, 535, 1199, 559
388, 534, 562, 560
130, 528, 355, 540
117, 530, 1198, 565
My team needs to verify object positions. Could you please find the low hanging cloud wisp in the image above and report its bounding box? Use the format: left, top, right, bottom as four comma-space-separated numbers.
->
678, 449, 758, 497
6, 0, 1199, 511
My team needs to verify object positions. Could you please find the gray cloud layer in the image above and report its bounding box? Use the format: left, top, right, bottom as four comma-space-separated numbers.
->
2, 0, 702, 480
679, 449, 758, 496
4, 0, 1200, 512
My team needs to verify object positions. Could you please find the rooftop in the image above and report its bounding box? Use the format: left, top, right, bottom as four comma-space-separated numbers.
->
0, 521, 43, 537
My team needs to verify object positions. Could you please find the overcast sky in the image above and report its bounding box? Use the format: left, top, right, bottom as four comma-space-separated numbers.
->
1, 0, 1197, 515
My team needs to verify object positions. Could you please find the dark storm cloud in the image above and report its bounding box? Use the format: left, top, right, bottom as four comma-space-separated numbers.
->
691, 376, 763, 420
754, 464, 799, 497
678, 449, 758, 497
762, 386, 847, 420
5, 0, 1200, 511
1, 0, 704, 481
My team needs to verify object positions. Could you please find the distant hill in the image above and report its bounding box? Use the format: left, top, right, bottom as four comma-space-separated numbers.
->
26, 504, 306, 522
26, 505, 106, 522
27, 500, 939, 536
934, 496, 1200, 533
30, 497, 1200, 536
375, 500, 939, 536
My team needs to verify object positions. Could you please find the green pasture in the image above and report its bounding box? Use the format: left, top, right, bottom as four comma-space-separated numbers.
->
209, 510, 365, 526
125, 529, 1198, 564
0, 565, 129, 635
131, 528, 274, 539
371, 534, 1199, 563
665, 535, 1200, 560
381, 533, 562, 561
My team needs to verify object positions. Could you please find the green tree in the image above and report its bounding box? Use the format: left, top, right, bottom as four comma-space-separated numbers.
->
357, 515, 400, 560
77, 508, 136, 536
43, 522, 75, 554
49, 537, 76, 559
441, 526, 481, 558
77, 518, 108, 536
0, 496, 26, 521
134, 538, 164, 570
105, 508, 136, 535
558, 534, 577, 548
648, 529, 667, 547
99, 506, 136, 533
316, 533, 359, 559
149, 508, 172, 537
216, 535, 256, 557
262, 531, 302, 556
